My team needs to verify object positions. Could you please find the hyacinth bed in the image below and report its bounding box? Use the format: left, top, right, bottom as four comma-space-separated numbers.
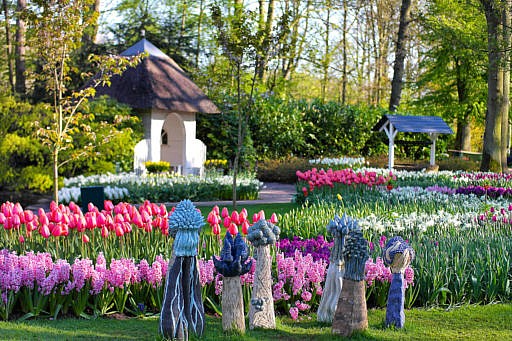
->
58, 172, 261, 204
1, 166, 512, 322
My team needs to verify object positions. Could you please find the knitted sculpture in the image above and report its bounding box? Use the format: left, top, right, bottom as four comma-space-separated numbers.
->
317, 213, 353, 322
159, 200, 205, 340
332, 216, 369, 337
246, 219, 280, 330
213, 231, 252, 332
382, 236, 415, 328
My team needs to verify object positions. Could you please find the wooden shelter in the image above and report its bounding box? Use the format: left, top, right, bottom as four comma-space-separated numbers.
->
372, 115, 453, 169
94, 38, 220, 175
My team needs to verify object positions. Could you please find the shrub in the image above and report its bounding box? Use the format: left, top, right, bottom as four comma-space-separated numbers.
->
144, 161, 170, 173
256, 157, 311, 183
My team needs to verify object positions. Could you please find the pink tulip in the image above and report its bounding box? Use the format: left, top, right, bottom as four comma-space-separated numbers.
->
212, 223, 221, 235
104, 200, 114, 212
223, 216, 231, 228
221, 207, 229, 218
12, 215, 21, 228
213, 205, 220, 215
159, 204, 167, 216
231, 211, 239, 225
258, 210, 266, 221
0, 212, 6, 225
85, 214, 97, 229
19, 235, 25, 244
24, 210, 34, 223
40, 224, 50, 238
132, 211, 143, 227
270, 213, 278, 224
252, 213, 260, 223
115, 223, 124, 237
96, 212, 106, 226
242, 220, 250, 235
101, 226, 109, 238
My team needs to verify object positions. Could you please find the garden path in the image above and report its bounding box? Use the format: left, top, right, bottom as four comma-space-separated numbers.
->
24, 182, 296, 212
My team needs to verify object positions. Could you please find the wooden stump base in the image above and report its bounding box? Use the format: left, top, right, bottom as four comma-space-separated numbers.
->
222, 276, 246, 333
332, 279, 368, 337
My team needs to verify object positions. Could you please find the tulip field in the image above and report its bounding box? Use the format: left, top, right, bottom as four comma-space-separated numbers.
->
0, 165, 511, 326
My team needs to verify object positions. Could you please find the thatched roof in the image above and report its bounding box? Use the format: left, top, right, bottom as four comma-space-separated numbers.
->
94, 39, 220, 114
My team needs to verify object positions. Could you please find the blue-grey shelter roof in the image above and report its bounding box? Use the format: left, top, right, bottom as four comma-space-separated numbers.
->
120, 38, 168, 59
372, 115, 453, 134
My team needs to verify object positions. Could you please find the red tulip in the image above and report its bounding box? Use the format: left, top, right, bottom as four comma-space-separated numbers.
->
0, 212, 6, 225
82, 234, 90, 243
132, 211, 143, 227
19, 235, 25, 244
123, 222, 132, 233
258, 210, 266, 221
159, 204, 167, 216
228, 222, 238, 235
252, 213, 259, 223
96, 212, 106, 226
24, 210, 34, 223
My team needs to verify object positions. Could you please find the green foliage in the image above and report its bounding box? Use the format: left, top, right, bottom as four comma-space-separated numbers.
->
144, 161, 170, 173
17, 166, 53, 193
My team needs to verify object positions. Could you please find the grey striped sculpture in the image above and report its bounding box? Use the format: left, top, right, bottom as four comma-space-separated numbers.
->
159, 199, 205, 340
317, 213, 354, 323
383, 236, 415, 328
213, 231, 252, 333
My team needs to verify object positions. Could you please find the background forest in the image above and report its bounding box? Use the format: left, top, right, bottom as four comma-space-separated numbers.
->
0, 0, 506, 199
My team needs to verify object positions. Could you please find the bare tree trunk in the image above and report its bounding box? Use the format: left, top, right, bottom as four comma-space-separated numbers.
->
500, 2, 510, 171
249, 245, 276, 329
480, 0, 510, 172
82, 0, 100, 44
195, 0, 204, 67
341, 0, 348, 104
389, 0, 412, 112
222, 276, 245, 332
3, 0, 14, 93
15, 0, 26, 96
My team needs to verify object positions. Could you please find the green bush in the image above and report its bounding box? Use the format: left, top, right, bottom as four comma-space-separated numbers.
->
256, 157, 311, 183
144, 161, 170, 173
17, 166, 53, 193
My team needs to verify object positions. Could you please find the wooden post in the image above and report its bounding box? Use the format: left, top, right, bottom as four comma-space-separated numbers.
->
249, 245, 276, 329
222, 276, 245, 333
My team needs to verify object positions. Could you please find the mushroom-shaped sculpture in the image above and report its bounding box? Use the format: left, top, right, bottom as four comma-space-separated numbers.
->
159, 199, 205, 340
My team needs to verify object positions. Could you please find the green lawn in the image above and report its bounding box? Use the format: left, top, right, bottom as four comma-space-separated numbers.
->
1, 304, 510, 340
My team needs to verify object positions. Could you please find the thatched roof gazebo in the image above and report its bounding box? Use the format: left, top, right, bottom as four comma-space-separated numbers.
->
94, 38, 220, 175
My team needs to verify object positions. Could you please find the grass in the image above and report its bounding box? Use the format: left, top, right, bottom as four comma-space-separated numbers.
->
0, 304, 510, 340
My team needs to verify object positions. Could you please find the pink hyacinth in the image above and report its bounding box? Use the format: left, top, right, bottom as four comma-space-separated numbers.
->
289, 307, 299, 321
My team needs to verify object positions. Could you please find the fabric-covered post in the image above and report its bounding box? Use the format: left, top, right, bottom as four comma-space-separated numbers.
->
332, 216, 369, 337
383, 236, 415, 328
246, 219, 280, 330
317, 214, 355, 322
159, 199, 205, 340
212, 232, 253, 333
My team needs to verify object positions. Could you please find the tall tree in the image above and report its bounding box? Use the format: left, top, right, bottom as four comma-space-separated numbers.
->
389, 0, 412, 111
15, 0, 26, 96
30, 0, 142, 202
479, 0, 511, 172
2, 0, 14, 92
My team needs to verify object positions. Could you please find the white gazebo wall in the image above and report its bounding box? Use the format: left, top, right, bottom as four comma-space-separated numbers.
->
182, 112, 206, 175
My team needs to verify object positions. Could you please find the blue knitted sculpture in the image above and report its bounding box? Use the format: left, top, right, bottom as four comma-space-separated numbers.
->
382, 236, 415, 328
213, 231, 253, 332
159, 199, 205, 340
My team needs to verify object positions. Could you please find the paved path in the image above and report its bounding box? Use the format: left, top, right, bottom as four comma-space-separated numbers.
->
25, 182, 297, 211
